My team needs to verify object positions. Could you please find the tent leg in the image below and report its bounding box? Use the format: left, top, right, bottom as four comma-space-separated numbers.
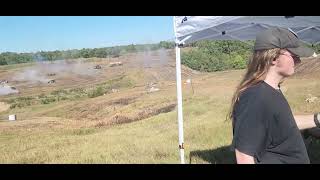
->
175, 45, 185, 164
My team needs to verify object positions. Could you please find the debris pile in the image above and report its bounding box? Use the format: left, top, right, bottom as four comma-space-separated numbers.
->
47, 73, 56, 76
109, 62, 123, 67
48, 80, 56, 84
94, 65, 102, 69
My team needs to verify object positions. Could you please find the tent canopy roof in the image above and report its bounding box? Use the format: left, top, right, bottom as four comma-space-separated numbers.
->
174, 16, 320, 45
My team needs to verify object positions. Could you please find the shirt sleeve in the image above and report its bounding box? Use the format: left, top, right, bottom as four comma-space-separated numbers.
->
232, 91, 268, 158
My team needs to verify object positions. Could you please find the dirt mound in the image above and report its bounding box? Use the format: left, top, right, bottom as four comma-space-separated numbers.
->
294, 57, 320, 77
107, 103, 177, 125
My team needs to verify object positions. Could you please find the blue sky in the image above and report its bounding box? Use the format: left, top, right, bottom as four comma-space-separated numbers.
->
0, 16, 175, 53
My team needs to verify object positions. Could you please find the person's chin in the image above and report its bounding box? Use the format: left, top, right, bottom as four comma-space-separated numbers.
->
281, 71, 294, 77
287, 71, 295, 77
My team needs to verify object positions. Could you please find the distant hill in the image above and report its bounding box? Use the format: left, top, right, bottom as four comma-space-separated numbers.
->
294, 57, 320, 77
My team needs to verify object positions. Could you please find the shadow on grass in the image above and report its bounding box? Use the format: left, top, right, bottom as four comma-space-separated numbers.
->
190, 141, 320, 164
189, 145, 236, 164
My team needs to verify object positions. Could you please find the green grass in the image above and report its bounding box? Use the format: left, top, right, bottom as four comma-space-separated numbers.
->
0, 90, 234, 164
0, 62, 35, 71
5, 75, 135, 109
283, 78, 320, 114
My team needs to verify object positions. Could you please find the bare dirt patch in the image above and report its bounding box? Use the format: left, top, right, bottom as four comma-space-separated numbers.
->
0, 102, 10, 112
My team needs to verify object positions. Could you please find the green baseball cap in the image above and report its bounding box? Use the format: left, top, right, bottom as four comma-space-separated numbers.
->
254, 27, 315, 57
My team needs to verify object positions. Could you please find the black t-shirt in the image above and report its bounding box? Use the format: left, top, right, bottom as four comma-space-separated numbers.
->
231, 81, 310, 164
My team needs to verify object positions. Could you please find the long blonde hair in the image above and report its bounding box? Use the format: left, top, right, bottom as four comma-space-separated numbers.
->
228, 48, 282, 123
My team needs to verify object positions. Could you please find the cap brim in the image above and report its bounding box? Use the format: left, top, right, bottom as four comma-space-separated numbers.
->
287, 41, 315, 58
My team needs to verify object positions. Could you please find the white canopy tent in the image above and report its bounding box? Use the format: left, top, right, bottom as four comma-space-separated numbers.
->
172, 16, 320, 164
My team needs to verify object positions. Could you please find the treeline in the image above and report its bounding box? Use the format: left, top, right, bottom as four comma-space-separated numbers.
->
182, 40, 253, 72
0, 41, 175, 65
2, 39, 319, 72
182, 40, 320, 72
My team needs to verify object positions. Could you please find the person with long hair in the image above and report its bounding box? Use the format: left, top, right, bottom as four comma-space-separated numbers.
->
229, 27, 319, 164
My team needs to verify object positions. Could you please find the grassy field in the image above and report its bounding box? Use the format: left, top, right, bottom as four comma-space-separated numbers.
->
0, 53, 320, 164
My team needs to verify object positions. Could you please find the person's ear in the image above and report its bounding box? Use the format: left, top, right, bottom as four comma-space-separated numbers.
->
271, 58, 278, 65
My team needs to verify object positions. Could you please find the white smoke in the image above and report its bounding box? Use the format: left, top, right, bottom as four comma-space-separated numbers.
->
69, 59, 98, 76
12, 67, 50, 83
0, 85, 19, 95
157, 48, 169, 66
143, 47, 170, 68
143, 46, 153, 68
11, 59, 99, 84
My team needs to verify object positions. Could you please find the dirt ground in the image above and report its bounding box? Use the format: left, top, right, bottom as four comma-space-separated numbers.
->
0, 101, 9, 113
0, 49, 199, 99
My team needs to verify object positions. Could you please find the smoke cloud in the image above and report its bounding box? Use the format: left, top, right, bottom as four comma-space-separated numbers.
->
11, 59, 99, 84
0, 85, 19, 95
